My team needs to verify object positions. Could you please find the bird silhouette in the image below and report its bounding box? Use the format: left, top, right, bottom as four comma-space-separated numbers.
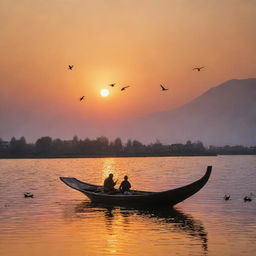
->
193, 66, 204, 71
244, 196, 252, 202
79, 96, 85, 101
224, 194, 230, 200
24, 192, 34, 198
68, 65, 74, 70
160, 84, 168, 91
109, 83, 116, 87
121, 86, 130, 91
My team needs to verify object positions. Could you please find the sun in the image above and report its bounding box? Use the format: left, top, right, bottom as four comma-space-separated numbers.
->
100, 89, 109, 97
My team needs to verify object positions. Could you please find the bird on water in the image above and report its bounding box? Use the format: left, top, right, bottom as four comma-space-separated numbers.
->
24, 192, 34, 198
244, 196, 252, 202
224, 194, 230, 200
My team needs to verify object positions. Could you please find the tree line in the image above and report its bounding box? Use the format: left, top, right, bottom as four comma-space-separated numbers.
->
0, 136, 256, 157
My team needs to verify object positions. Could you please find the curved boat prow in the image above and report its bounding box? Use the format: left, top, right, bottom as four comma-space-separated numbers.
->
204, 165, 212, 181
59, 177, 99, 192
158, 165, 212, 206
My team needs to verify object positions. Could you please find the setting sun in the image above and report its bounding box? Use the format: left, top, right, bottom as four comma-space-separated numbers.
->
100, 89, 110, 97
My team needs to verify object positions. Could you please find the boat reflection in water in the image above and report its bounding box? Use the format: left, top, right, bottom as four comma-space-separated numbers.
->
71, 202, 208, 254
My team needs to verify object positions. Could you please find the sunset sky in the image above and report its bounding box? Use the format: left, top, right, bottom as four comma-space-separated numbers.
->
1, 0, 256, 141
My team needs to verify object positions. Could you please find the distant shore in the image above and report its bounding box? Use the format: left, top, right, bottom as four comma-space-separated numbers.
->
1, 136, 255, 158
0, 152, 217, 159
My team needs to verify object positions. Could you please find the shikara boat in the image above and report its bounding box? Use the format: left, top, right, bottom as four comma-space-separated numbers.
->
60, 166, 212, 207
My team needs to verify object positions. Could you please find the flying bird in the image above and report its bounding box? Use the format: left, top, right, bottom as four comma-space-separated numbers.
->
109, 83, 116, 87
193, 66, 204, 71
121, 86, 130, 91
160, 84, 168, 91
68, 65, 74, 70
80, 96, 85, 101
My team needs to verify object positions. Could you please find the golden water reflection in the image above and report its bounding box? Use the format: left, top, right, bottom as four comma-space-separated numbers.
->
100, 158, 142, 190
71, 202, 208, 255
101, 158, 117, 183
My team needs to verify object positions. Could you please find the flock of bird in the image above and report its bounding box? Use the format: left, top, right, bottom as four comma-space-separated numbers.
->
67, 65, 205, 101
224, 193, 254, 202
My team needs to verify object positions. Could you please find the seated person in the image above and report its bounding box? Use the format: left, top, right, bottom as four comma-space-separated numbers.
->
103, 173, 117, 193
119, 175, 131, 193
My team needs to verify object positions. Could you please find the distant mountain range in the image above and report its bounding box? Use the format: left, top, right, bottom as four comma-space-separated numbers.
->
119, 78, 256, 146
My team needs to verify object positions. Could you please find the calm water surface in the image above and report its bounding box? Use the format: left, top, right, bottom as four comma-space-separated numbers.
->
0, 156, 255, 256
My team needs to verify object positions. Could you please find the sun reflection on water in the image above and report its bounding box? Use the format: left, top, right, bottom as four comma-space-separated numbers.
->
101, 158, 118, 182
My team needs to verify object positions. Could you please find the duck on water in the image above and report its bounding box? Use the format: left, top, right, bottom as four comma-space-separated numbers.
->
60, 166, 212, 208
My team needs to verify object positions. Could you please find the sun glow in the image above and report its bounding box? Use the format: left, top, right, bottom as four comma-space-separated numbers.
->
100, 89, 110, 97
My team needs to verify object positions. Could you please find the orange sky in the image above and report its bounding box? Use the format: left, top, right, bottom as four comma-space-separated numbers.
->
0, 0, 256, 140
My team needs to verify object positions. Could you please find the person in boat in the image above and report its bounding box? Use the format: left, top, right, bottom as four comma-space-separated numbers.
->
119, 175, 131, 194
104, 173, 117, 193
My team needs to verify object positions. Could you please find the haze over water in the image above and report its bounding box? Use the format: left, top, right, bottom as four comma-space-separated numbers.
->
1, 156, 255, 256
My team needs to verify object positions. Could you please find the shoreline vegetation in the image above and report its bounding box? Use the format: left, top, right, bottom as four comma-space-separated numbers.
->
0, 153, 217, 159
0, 136, 256, 159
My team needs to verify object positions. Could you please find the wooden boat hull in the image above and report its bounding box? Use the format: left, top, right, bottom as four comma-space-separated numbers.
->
60, 166, 212, 207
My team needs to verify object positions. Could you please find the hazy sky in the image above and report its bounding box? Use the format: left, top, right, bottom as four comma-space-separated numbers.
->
1, 0, 256, 141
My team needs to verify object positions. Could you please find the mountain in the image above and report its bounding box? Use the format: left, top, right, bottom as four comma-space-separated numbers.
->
119, 78, 256, 146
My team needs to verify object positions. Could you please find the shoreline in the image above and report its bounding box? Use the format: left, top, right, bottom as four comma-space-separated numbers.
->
0, 153, 217, 159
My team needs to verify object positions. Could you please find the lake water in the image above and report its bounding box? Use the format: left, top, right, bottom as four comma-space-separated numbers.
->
0, 156, 255, 256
